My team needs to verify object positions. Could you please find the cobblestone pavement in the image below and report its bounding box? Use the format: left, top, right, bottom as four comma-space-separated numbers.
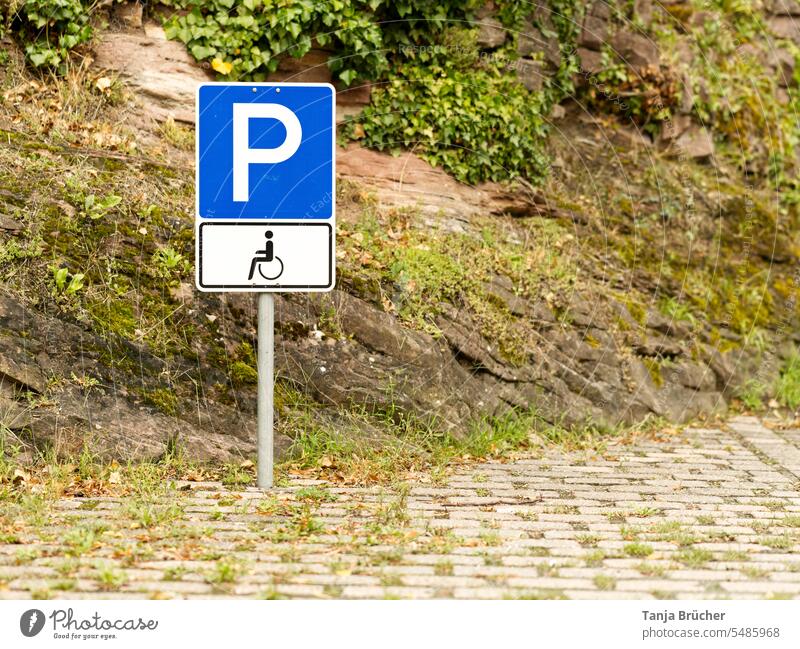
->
2, 416, 800, 600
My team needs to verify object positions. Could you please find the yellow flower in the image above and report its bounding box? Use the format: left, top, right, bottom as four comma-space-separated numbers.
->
211, 58, 233, 75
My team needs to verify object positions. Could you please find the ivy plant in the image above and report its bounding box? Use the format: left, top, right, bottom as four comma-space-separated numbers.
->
3, 0, 94, 70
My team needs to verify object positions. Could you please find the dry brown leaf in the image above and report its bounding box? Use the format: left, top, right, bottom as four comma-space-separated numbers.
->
12, 469, 30, 485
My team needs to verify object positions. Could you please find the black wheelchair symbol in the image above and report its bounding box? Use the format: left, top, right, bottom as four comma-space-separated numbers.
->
248, 230, 284, 281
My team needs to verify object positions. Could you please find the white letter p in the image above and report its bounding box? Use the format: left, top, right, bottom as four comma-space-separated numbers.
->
232, 103, 302, 202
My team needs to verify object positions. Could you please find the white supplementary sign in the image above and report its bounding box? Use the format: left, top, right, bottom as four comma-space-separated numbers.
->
195, 82, 335, 292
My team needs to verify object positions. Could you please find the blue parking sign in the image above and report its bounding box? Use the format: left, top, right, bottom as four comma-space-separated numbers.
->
195, 82, 336, 293
196, 83, 334, 219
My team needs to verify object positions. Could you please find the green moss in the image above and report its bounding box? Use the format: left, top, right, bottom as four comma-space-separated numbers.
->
625, 300, 647, 326
229, 361, 257, 386
642, 358, 664, 388
585, 334, 601, 349
87, 298, 138, 339
139, 388, 179, 416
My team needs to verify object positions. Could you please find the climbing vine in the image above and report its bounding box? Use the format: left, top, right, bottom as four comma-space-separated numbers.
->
2, 0, 94, 70
2, 0, 584, 184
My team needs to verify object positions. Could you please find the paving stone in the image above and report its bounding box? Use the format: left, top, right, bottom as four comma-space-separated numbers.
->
4, 418, 800, 600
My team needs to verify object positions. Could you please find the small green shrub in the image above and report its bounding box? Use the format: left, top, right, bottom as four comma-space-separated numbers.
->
353, 58, 551, 184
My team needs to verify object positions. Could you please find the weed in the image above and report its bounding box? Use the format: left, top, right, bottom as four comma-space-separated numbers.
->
584, 550, 607, 567
659, 297, 696, 327
221, 463, 254, 488
205, 558, 246, 586
741, 566, 768, 579
676, 548, 714, 567
623, 543, 654, 558
631, 507, 661, 518
605, 511, 627, 523
295, 486, 337, 504
63, 524, 105, 557
593, 575, 617, 591
636, 563, 666, 577
95, 564, 127, 591
738, 379, 767, 410
576, 534, 600, 548
511, 589, 567, 600
14, 548, 40, 565
759, 536, 794, 551
162, 566, 187, 581
776, 352, 800, 409
721, 551, 749, 562
125, 500, 184, 529
160, 117, 194, 150
434, 560, 453, 576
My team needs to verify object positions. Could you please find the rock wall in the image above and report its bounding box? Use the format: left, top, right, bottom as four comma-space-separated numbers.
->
1, 1, 797, 462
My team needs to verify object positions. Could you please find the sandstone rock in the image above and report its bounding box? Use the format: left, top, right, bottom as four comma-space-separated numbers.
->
336, 80, 372, 109
484, 275, 529, 317
589, 0, 611, 20
580, 15, 609, 51
577, 47, 604, 75
517, 20, 560, 68
92, 25, 213, 123
268, 49, 332, 84
0, 378, 34, 429
707, 348, 737, 394
659, 113, 692, 142
768, 47, 795, 87
656, 384, 726, 422
476, 17, 507, 48
663, 361, 717, 392
336, 144, 544, 220
626, 358, 668, 417
634, 0, 653, 25
168, 282, 194, 303
0, 290, 265, 462
517, 23, 545, 57
550, 103, 566, 120
769, 16, 800, 42
611, 30, 660, 69
690, 11, 712, 28
645, 309, 691, 338
671, 125, 714, 159
110, 1, 143, 30
515, 58, 545, 92
674, 39, 693, 66
0, 214, 23, 231
0, 348, 47, 393
679, 71, 694, 113
634, 338, 683, 358
768, 0, 800, 15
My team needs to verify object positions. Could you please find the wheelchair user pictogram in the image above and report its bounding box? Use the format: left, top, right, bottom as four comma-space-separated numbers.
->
248, 230, 284, 281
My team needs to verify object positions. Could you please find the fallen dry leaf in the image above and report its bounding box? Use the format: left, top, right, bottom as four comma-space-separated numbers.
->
12, 469, 30, 485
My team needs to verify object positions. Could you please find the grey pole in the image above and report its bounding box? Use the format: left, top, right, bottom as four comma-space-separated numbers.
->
257, 292, 274, 489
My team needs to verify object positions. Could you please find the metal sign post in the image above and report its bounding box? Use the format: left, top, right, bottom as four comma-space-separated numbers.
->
195, 82, 336, 489
257, 293, 274, 489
